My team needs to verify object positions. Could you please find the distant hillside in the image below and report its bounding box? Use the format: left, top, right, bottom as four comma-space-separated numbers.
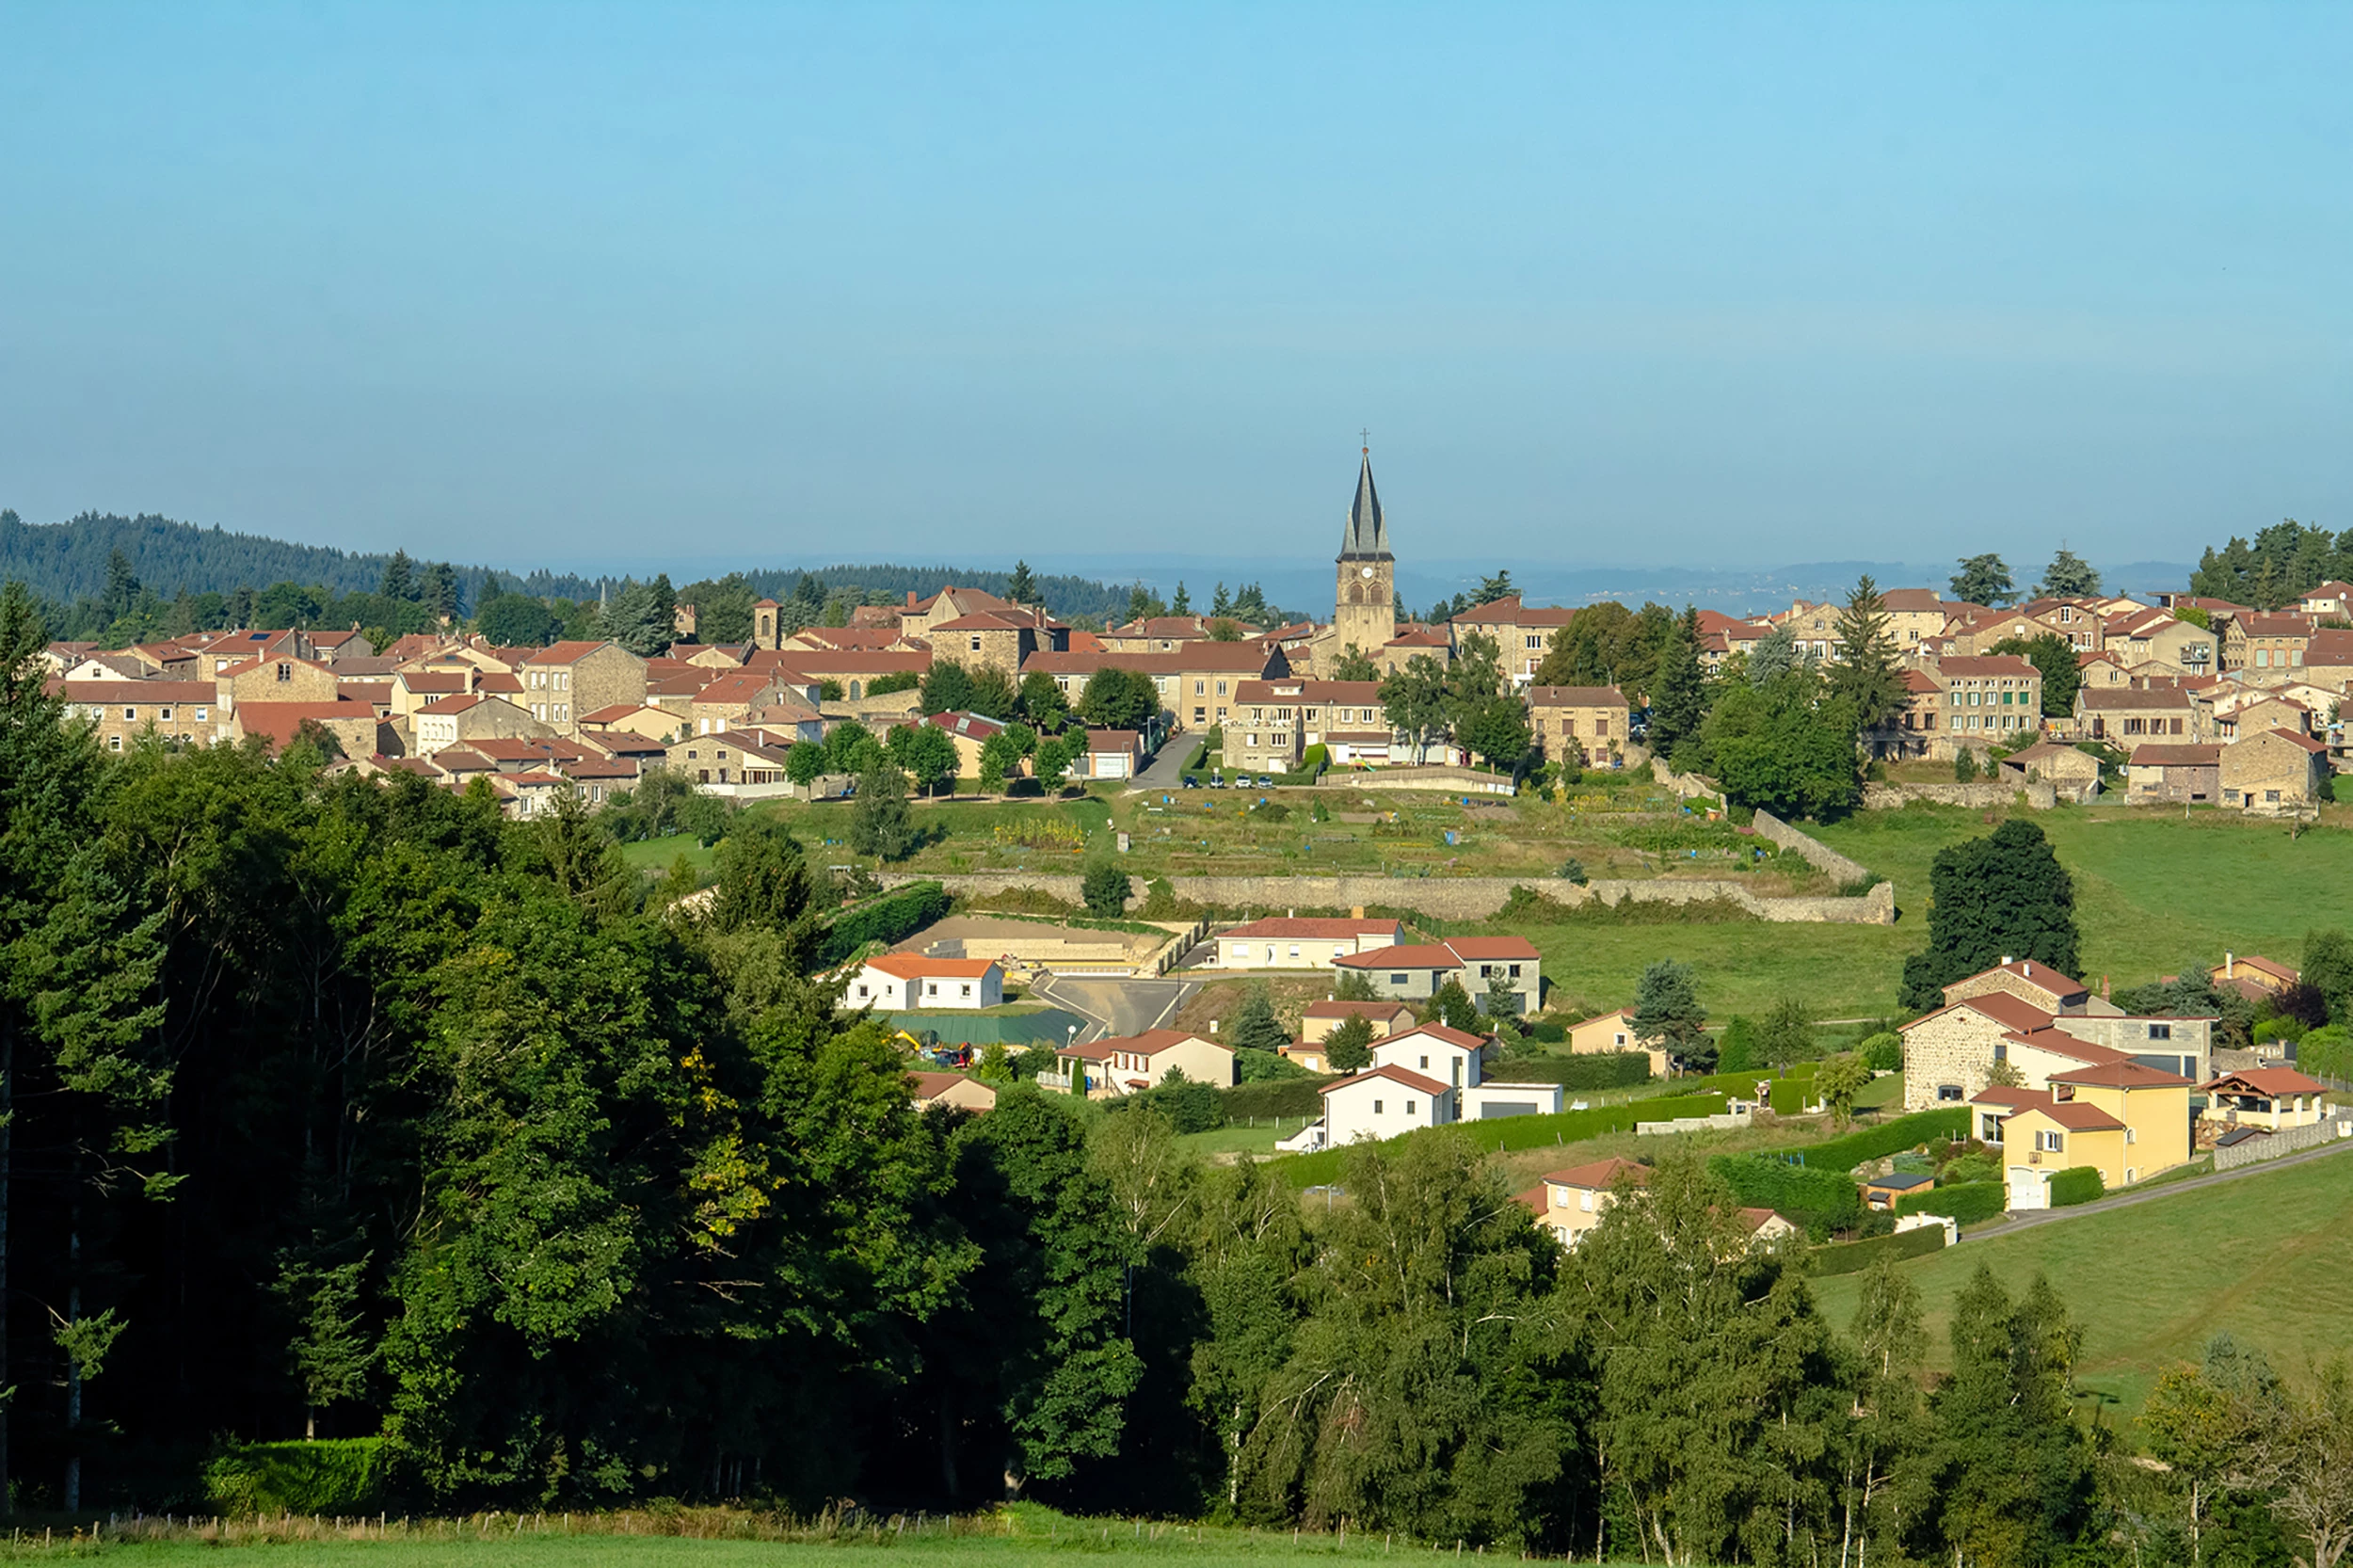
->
0, 509, 404, 602
0, 508, 1149, 625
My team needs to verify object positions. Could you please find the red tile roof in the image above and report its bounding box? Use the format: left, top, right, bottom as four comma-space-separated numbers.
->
862, 954, 1000, 980
1224, 917, 1403, 940
1539, 1156, 1650, 1191
1320, 1063, 1449, 1097
1527, 685, 1628, 706
2204, 1067, 2328, 1096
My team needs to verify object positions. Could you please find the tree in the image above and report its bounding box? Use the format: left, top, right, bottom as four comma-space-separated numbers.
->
1005, 559, 1038, 604
1081, 862, 1129, 918
890, 722, 961, 797
476, 590, 559, 647
1078, 666, 1158, 731
1456, 695, 1530, 770
2255, 1356, 2353, 1568
2143, 1347, 2273, 1567
1168, 582, 1190, 614
920, 660, 975, 715
1332, 968, 1379, 1002
825, 717, 881, 774
977, 729, 1024, 792
1991, 632, 2083, 718
1329, 645, 1381, 682
1125, 584, 1163, 623
848, 761, 918, 860
1755, 996, 1817, 1068
1816, 1055, 1873, 1128
1428, 975, 1481, 1033
1950, 554, 2016, 607
968, 664, 1019, 723
1207, 616, 1242, 641
1032, 732, 1074, 791
1017, 671, 1070, 731
2303, 928, 2353, 1024
1210, 582, 1231, 616
378, 549, 417, 602
1899, 820, 2081, 1011
1378, 654, 1451, 763
1226, 985, 1289, 1053
1747, 622, 1800, 685
1831, 576, 1906, 734
1701, 668, 1862, 820
1633, 959, 1710, 1069
1322, 1013, 1374, 1072
1954, 746, 1978, 782
2036, 549, 2102, 599
1477, 568, 1515, 603
785, 740, 827, 786
1646, 608, 1707, 756
1925, 1268, 2093, 1568
103, 549, 141, 620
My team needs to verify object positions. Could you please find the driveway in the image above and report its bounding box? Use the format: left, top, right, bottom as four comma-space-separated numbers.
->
1033, 975, 1199, 1043
1959, 1134, 2353, 1244
1128, 735, 1199, 794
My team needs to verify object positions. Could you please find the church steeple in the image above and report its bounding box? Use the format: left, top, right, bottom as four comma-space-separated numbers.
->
1341, 447, 1390, 560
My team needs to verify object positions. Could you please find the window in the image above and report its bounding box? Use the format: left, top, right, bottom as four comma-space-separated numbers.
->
159, 706, 173, 721
969, 636, 982, 652
959, 984, 972, 998
1404, 1098, 1417, 1116
2125, 1128, 2137, 1144
1578, 1190, 1594, 1212
195, 707, 207, 721
1390, 973, 1409, 986
123, 706, 136, 721
856, 984, 870, 999
108, 734, 122, 752
1418, 1055, 1430, 1069
2147, 1023, 2172, 1040
1372, 1099, 1385, 1114
1937, 1084, 1963, 1102
277, 663, 292, 682
2037, 1130, 2063, 1152
2267, 790, 2281, 803
926, 982, 939, 997
1287, 944, 1300, 959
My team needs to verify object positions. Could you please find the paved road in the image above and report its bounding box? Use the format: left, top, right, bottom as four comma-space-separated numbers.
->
1959, 1134, 2353, 1244
1128, 736, 1198, 794
1033, 974, 1200, 1043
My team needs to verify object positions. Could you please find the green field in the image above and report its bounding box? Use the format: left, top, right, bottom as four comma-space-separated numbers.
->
1810, 1146, 2353, 1420
55, 1523, 1519, 1568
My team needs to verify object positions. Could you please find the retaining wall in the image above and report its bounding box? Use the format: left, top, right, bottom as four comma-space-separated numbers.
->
1316, 765, 1517, 795
1862, 781, 2045, 810
1751, 807, 1873, 886
883, 871, 1897, 925
2213, 1116, 2353, 1171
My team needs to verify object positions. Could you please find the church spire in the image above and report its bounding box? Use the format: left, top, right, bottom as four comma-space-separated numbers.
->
1342, 444, 1390, 560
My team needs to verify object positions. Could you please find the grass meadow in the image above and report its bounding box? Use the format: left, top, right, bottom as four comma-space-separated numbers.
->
1809, 1146, 2353, 1419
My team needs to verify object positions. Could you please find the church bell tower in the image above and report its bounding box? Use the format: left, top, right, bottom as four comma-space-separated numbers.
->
1332, 444, 1397, 657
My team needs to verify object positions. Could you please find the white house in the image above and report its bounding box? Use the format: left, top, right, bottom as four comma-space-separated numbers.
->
1370, 1022, 1489, 1092
1320, 1064, 1457, 1144
852, 954, 1004, 1011
1056, 1028, 1236, 1096
1217, 916, 1405, 970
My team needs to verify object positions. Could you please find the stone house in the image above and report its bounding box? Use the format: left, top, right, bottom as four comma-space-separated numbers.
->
2101, 607, 2217, 675
1227, 679, 1389, 773
663, 730, 795, 785
930, 607, 1067, 677
2300, 629, 2353, 689
1448, 596, 1578, 682
1997, 740, 2104, 794
2220, 612, 2313, 675
1526, 685, 1631, 763
1942, 957, 2096, 1016
1098, 616, 1213, 653
1021, 644, 1290, 732
1880, 588, 1978, 651
2126, 743, 2222, 804
232, 698, 382, 758
1941, 606, 2080, 657
754, 648, 932, 701
898, 584, 1024, 643
580, 703, 686, 742
2215, 696, 2314, 742
218, 653, 341, 708
519, 641, 648, 735
410, 694, 549, 757
53, 679, 226, 752
1922, 655, 2043, 754
2076, 683, 2208, 744
2219, 728, 2329, 812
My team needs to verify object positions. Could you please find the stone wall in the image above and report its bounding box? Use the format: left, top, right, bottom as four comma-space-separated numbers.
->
1317, 765, 1516, 795
2213, 1116, 2353, 1171
1863, 781, 2051, 810
882, 871, 1897, 925
1751, 807, 1873, 886
1900, 1009, 2009, 1112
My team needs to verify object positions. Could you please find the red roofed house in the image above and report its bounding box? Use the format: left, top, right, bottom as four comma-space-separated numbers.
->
1973, 1059, 2194, 1206
2200, 1068, 2333, 1136
2126, 743, 2222, 804
928, 606, 1066, 677
1320, 1062, 1456, 1144
2220, 611, 2313, 675
907, 1071, 998, 1114
852, 954, 1005, 1011
1518, 1158, 1649, 1247
1447, 596, 1578, 681
49, 680, 224, 752
1526, 685, 1631, 765
1055, 1029, 1234, 1096
410, 693, 548, 757
1334, 935, 1542, 1015
1066, 728, 1144, 781
2208, 953, 2299, 1001
1921, 654, 2043, 757
232, 699, 382, 759
1299, 1000, 1417, 1043
1217, 916, 1405, 970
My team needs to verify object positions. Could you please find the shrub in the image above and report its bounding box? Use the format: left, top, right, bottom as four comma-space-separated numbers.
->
1104, 1079, 1225, 1133
205, 1439, 384, 1515
1767, 1078, 1809, 1115
1222, 1076, 1327, 1121
1488, 1051, 1651, 1090
817, 881, 951, 965
1806, 1224, 1947, 1277
1860, 1031, 1903, 1071
1558, 857, 1589, 885
1249, 800, 1291, 822
1302, 744, 1330, 770
1234, 1047, 1308, 1083
1081, 862, 1131, 917
1895, 1181, 2005, 1224
2049, 1165, 2105, 1207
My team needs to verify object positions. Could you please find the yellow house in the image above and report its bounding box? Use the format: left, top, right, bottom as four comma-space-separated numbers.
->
2200, 1068, 2332, 1135
1566, 1008, 1673, 1078
1516, 1157, 1650, 1249
1974, 1061, 2192, 1208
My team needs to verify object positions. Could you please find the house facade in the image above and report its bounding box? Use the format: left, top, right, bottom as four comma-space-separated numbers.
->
2220, 728, 2329, 812
852, 955, 1006, 1011
1526, 685, 1630, 763
1320, 1064, 1456, 1144
1331, 936, 1542, 1013
1217, 917, 1405, 970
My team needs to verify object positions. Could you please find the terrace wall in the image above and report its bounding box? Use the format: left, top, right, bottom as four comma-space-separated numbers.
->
881, 871, 1897, 925
2213, 1115, 2353, 1171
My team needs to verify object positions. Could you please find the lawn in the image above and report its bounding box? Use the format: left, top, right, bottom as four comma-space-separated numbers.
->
618, 834, 716, 877
1513, 918, 1920, 1020
1809, 1147, 2353, 1422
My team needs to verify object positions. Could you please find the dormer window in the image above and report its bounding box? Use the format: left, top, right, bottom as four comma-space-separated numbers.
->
2055, 1084, 2074, 1101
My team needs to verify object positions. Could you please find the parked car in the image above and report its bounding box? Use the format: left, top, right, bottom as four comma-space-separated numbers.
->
1181, 775, 1199, 788
1257, 776, 1273, 789
1209, 774, 1225, 788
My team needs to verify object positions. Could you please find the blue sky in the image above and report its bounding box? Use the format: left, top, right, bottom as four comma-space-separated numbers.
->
2, 2, 2345, 576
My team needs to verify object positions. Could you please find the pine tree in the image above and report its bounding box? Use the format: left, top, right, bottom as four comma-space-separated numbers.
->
378, 549, 416, 602
1168, 582, 1190, 614
1632, 959, 1711, 1069
1646, 608, 1707, 755
2036, 548, 2102, 599
1226, 985, 1289, 1053
1005, 559, 1038, 604
1949, 553, 2015, 607
1831, 575, 1906, 733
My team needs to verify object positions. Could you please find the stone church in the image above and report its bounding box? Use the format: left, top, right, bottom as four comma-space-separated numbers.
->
1307, 448, 1450, 678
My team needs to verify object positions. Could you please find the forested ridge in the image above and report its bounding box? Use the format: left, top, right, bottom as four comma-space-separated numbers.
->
2, 582, 2349, 1566
0, 508, 1140, 638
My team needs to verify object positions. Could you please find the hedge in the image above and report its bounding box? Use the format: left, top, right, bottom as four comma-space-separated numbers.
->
1768, 1078, 1810, 1115
204, 1438, 384, 1515
1489, 1052, 1652, 1091
1782, 1107, 1971, 1171
2049, 1165, 2105, 1207
1102, 1079, 1225, 1133
1677, 1060, 1819, 1098
1806, 1224, 1947, 1277
1222, 1077, 1327, 1120
1895, 1180, 2006, 1224
1281, 1092, 1728, 1188
819, 881, 952, 965
1709, 1155, 1862, 1229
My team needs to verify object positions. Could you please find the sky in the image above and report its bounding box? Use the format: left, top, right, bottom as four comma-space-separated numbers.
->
2, 2, 2347, 579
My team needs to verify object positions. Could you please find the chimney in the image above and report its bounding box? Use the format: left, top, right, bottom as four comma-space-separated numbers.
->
2102, 974, 2111, 999
1289, 908, 1296, 920
1352, 904, 1366, 919
906, 591, 919, 609
2226, 952, 2235, 979
2024, 962, 2033, 977
2001, 955, 2013, 968
465, 665, 477, 694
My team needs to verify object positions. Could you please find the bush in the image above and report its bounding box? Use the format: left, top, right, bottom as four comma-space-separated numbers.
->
1282, 1092, 1727, 1188
1249, 800, 1291, 822
1234, 1046, 1310, 1083
1860, 1031, 1903, 1071
1895, 1180, 2005, 1224
1783, 1107, 1971, 1171
204, 1439, 385, 1515
1221, 1076, 1327, 1120
1806, 1224, 1947, 1276
1709, 1154, 1864, 1230
1557, 857, 1589, 885
1081, 862, 1131, 917
1302, 744, 1330, 770
1767, 1078, 1810, 1115
1103, 1079, 1225, 1133
2049, 1165, 2105, 1207
817, 881, 951, 966
1489, 1050, 1651, 1090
